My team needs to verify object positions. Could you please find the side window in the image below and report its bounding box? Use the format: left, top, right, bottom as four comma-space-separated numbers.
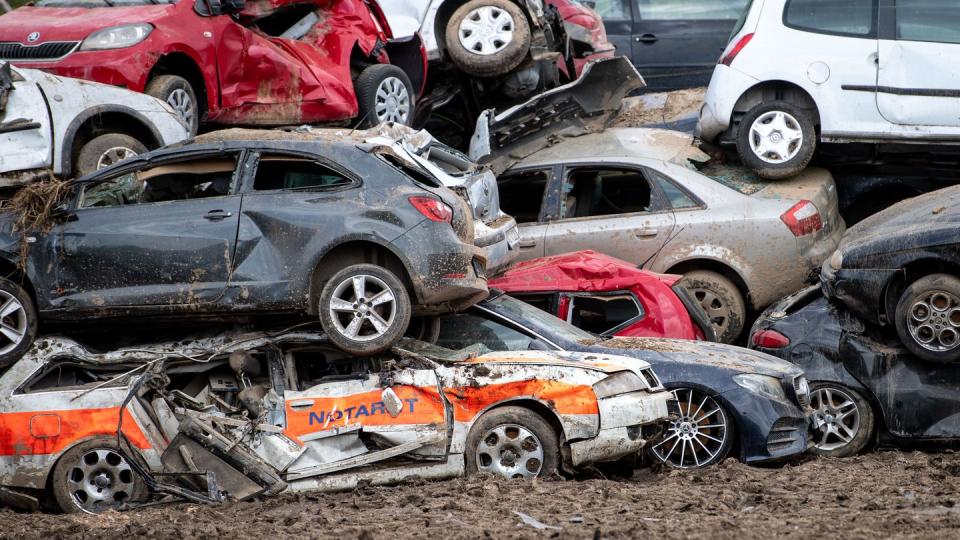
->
566, 294, 644, 336
593, 0, 631, 20
635, 0, 747, 21
79, 156, 238, 209
895, 0, 960, 45
511, 293, 556, 315
253, 155, 352, 191
650, 170, 700, 209
19, 362, 115, 393
563, 168, 652, 218
435, 313, 535, 351
497, 169, 550, 224
783, 0, 876, 38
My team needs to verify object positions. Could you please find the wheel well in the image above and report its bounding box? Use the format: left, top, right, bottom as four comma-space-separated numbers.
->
70, 112, 162, 169
664, 259, 751, 308
732, 80, 821, 128
308, 241, 416, 314
434, 0, 534, 54
882, 260, 960, 323
0, 257, 37, 308
485, 399, 565, 441
147, 53, 208, 114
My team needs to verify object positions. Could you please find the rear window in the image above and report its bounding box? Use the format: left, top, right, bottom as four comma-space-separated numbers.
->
700, 164, 767, 196
783, 0, 877, 38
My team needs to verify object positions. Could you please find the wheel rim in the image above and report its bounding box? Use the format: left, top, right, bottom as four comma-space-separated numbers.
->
0, 290, 27, 355
375, 76, 411, 124
65, 448, 137, 514
458, 5, 515, 56
691, 287, 732, 340
96, 146, 138, 170
810, 387, 861, 452
651, 388, 729, 469
475, 423, 544, 479
166, 88, 195, 129
327, 274, 398, 343
748, 110, 804, 164
906, 290, 960, 352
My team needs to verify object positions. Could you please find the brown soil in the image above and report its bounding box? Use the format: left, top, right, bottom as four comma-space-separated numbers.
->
614, 88, 706, 128
5, 451, 960, 539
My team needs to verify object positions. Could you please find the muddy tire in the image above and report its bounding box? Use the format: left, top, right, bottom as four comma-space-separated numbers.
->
647, 387, 734, 469
355, 64, 415, 127
51, 437, 147, 514
75, 134, 147, 177
809, 383, 874, 457
0, 277, 36, 369
736, 100, 816, 180
319, 264, 411, 355
444, 0, 532, 77
679, 270, 745, 344
145, 74, 199, 136
895, 274, 960, 363
465, 405, 559, 479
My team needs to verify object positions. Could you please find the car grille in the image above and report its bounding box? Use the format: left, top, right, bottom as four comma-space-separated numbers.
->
766, 418, 805, 454
0, 41, 79, 61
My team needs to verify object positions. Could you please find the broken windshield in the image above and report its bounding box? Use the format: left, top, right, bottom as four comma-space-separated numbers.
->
486, 293, 597, 343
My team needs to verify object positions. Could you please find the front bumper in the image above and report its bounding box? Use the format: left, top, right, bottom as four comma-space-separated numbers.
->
721, 387, 809, 464
569, 390, 673, 466
12, 45, 154, 91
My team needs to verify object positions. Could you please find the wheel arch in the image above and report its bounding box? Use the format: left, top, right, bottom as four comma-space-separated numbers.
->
730, 80, 822, 136
468, 397, 567, 443
146, 52, 210, 116
664, 258, 752, 309
60, 106, 164, 178
0, 257, 38, 311
308, 239, 419, 314
881, 261, 960, 324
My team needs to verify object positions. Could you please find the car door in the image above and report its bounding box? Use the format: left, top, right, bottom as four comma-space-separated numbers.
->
876, 0, 960, 127
542, 164, 676, 265
47, 152, 243, 309
592, 0, 635, 59
496, 166, 559, 260
0, 66, 52, 174
630, 0, 748, 90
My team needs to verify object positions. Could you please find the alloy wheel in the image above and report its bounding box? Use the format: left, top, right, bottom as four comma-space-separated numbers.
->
691, 288, 731, 340
810, 387, 861, 452
326, 274, 398, 343
458, 5, 515, 56
166, 88, 196, 130
906, 290, 960, 352
96, 146, 138, 170
0, 290, 27, 355
375, 77, 411, 124
651, 388, 730, 468
475, 423, 544, 479
749, 110, 804, 164
65, 448, 137, 514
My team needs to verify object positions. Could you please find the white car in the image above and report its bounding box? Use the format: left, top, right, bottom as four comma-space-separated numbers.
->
697, 0, 960, 180
0, 61, 189, 184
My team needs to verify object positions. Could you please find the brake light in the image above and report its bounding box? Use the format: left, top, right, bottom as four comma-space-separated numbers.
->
720, 33, 754, 66
409, 196, 452, 223
752, 329, 790, 349
780, 200, 823, 237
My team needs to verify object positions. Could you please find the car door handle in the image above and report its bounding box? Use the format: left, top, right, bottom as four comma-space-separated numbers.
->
289, 400, 315, 410
635, 228, 659, 237
518, 239, 538, 248
636, 34, 658, 44
204, 210, 233, 221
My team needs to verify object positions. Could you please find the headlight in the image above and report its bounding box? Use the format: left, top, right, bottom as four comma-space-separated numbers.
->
733, 374, 787, 402
593, 371, 646, 399
827, 250, 843, 271
80, 24, 153, 51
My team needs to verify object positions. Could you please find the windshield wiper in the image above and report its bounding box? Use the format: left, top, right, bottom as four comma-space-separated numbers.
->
101, 0, 116, 6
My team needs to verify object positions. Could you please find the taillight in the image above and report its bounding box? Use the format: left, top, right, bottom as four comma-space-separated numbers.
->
752, 329, 790, 349
409, 196, 452, 223
720, 33, 754, 66
780, 200, 823, 237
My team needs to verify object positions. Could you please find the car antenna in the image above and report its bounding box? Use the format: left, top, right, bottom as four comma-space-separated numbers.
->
349, 110, 374, 136
639, 225, 685, 270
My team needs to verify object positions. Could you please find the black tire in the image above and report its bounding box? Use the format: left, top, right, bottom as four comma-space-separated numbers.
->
444, 0, 532, 77
680, 270, 746, 344
75, 133, 148, 177
51, 437, 147, 514
646, 387, 734, 469
0, 277, 37, 370
145, 74, 199, 136
808, 383, 874, 457
895, 273, 960, 363
736, 100, 817, 180
318, 263, 411, 355
354, 64, 416, 127
465, 405, 559, 479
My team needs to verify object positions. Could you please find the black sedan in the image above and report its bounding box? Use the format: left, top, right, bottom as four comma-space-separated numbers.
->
428, 292, 811, 469
0, 129, 488, 364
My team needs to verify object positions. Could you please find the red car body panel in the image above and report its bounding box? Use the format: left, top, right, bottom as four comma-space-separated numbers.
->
490, 250, 702, 340
545, 0, 616, 79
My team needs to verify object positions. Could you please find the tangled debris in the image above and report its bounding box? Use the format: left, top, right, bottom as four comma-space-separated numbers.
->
0, 176, 71, 266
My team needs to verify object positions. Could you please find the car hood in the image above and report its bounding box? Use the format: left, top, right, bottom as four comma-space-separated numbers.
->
0, 5, 174, 42
459, 349, 649, 374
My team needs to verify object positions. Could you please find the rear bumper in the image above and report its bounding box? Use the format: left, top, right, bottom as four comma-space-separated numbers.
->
476, 219, 520, 276
569, 390, 673, 466
697, 65, 758, 143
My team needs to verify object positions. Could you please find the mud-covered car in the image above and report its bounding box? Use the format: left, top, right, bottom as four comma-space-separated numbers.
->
0, 61, 188, 183
0, 128, 489, 363
431, 292, 811, 469
0, 329, 673, 513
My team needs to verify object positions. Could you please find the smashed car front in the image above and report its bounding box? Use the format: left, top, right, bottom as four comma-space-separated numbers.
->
545, 0, 615, 77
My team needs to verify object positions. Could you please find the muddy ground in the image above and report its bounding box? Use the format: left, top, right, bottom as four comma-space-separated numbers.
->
4, 451, 960, 539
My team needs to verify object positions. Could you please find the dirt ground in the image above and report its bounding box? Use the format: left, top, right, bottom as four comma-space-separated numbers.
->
4, 450, 960, 539
614, 88, 706, 128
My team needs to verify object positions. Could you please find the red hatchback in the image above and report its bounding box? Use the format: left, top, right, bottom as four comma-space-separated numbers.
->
0, 0, 425, 137
490, 250, 717, 341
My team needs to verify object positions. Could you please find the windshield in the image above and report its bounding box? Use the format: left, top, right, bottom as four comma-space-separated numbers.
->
36, 0, 177, 6
486, 294, 596, 343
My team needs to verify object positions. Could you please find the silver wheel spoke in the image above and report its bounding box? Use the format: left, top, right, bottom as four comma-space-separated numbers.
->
329, 297, 355, 312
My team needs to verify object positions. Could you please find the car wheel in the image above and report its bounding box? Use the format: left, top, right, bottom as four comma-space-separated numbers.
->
75, 134, 147, 177
0, 277, 37, 369
647, 388, 734, 469
465, 405, 559, 479
444, 0, 532, 77
679, 270, 746, 344
895, 273, 960, 362
145, 74, 199, 136
809, 383, 874, 457
318, 264, 412, 355
51, 437, 147, 514
354, 64, 415, 127
736, 100, 816, 180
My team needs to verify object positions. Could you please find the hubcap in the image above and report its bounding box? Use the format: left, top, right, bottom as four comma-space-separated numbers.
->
749, 111, 804, 164
0, 290, 27, 355
651, 388, 729, 469
375, 77, 411, 124
66, 449, 136, 513
327, 275, 398, 343
458, 5, 515, 56
907, 290, 960, 352
691, 288, 731, 340
810, 387, 860, 451
475, 423, 544, 479
166, 88, 195, 129
96, 146, 139, 170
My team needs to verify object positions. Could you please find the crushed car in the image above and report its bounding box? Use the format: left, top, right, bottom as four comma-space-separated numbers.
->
0, 61, 188, 184
488, 250, 717, 341
0, 328, 674, 513
0, 0, 426, 134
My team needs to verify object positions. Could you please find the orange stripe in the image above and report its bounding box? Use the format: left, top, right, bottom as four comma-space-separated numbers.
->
0, 407, 151, 456
444, 380, 599, 422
